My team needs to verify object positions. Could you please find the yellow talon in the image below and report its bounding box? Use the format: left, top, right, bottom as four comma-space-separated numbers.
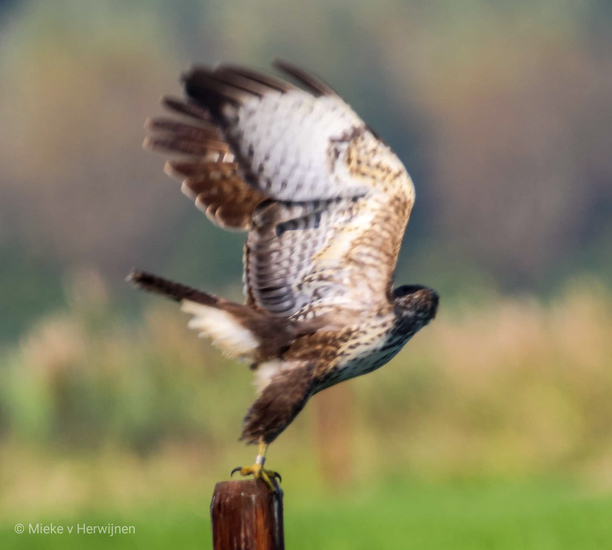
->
230, 441, 282, 492
231, 464, 281, 491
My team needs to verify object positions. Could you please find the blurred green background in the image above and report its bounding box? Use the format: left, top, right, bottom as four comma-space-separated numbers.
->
1, 0, 611, 548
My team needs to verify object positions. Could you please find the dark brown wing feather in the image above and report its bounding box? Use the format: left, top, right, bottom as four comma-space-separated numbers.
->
143, 102, 266, 231
273, 59, 337, 96
178, 162, 266, 231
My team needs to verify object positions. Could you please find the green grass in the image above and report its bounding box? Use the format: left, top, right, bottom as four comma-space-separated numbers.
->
3, 480, 612, 549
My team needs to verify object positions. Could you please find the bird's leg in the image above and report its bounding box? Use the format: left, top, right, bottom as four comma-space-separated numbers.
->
231, 441, 282, 492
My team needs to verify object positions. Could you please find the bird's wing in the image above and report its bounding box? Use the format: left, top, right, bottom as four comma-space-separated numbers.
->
146, 61, 415, 317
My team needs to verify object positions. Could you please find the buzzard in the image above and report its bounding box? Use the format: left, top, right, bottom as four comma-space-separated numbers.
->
129, 60, 439, 489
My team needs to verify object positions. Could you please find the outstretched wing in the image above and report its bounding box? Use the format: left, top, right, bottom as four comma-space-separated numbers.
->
145, 61, 415, 318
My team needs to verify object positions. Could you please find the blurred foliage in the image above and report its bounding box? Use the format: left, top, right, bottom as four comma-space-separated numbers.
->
0, 0, 611, 340
0, 244, 65, 342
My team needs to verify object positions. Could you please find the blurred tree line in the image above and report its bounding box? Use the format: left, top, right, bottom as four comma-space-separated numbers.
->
0, 0, 611, 341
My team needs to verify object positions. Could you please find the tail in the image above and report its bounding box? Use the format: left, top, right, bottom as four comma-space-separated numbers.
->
127, 270, 314, 361
127, 270, 218, 305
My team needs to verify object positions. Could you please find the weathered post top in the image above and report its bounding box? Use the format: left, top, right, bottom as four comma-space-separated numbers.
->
211, 480, 284, 550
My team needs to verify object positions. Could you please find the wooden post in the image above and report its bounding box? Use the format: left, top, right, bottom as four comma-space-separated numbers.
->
210, 480, 284, 550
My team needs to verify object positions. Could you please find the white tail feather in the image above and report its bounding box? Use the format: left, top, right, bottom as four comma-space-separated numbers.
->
181, 301, 259, 359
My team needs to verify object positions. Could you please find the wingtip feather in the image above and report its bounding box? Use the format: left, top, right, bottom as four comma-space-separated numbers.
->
273, 59, 336, 96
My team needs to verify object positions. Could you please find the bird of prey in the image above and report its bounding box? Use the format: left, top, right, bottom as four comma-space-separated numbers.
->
129, 60, 439, 490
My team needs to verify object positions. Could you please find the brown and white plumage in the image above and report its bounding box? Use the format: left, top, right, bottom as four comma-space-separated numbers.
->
131, 60, 438, 453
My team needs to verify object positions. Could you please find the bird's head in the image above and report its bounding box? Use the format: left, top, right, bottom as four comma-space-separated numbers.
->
392, 284, 439, 324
